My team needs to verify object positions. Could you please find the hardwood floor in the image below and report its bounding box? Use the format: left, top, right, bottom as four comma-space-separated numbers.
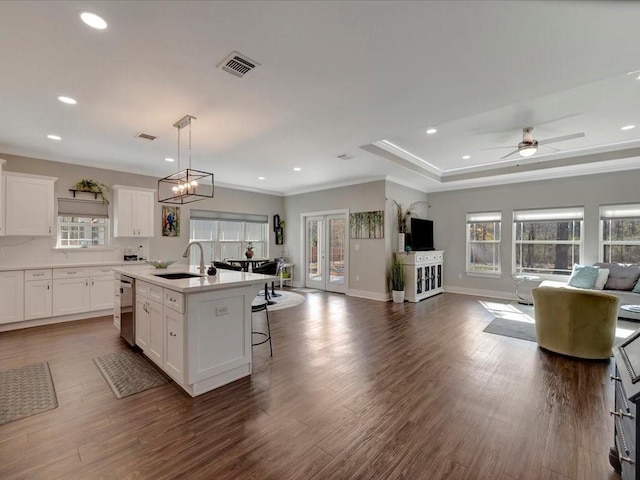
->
0, 291, 623, 480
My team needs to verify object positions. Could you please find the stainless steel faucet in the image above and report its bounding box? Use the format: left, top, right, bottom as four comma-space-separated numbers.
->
182, 241, 205, 274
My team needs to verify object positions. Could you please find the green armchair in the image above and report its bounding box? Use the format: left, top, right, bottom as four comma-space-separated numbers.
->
532, 286, 620, 360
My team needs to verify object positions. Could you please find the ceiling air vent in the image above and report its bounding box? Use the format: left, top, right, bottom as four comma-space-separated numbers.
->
218, 51, 259, 78
135, 132, 157, 141
336, 153, 355, 160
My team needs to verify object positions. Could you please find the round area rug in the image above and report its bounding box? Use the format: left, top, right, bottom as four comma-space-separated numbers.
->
267, 290, 305, 311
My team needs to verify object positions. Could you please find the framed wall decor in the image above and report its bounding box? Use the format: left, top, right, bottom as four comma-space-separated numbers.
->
162, 206, 180, 237
350, 210, 384, 239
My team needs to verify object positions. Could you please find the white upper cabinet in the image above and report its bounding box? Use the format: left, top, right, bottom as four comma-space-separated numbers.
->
112, 186, 155, 237
4, 172, 56, 236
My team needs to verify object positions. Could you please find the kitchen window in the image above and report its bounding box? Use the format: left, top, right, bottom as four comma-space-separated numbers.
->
513, 206, 583, 276
600, 203, 640, 263
466, 211, 501, 275
56, 198, 110, 248
189, 210, 268, 263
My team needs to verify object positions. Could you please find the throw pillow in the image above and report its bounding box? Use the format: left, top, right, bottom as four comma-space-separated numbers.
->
633, 280, 640, 294
594, 268, 610, 290
567, 264, 599, 289
595, 263, 640, 291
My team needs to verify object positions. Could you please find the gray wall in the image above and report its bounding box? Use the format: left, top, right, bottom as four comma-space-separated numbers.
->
427, 169, 640, 299
0, 153, 283, 267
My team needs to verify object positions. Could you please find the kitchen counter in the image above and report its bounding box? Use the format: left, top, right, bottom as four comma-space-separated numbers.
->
112, 264, 275, 293
0, 260, 147, 273
113, 263, 277, 397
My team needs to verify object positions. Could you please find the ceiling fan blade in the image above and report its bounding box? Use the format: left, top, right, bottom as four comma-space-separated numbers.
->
500, 149, 520, 159
538, 132, 585, 145
481, 146, 514, 151
539, 144, 561, 152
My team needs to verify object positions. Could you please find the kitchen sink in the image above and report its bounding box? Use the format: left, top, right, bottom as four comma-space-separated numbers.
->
153, 272, 203, 280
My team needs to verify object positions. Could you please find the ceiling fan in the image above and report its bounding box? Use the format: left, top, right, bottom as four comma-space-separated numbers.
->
484, 127, 585, 159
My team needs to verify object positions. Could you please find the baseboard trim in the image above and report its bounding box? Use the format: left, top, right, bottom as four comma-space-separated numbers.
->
443, 285, 517, 301
347, 289, 390, 302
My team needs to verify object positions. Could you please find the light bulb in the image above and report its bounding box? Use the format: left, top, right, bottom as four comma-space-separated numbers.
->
172, 186, 179, 193
518, 146, 537, 157
178, 184, 185, 191
190, 180, 198, 187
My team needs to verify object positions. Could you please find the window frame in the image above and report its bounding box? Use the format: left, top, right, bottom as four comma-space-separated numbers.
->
599, 203, 640, 263
466, 211, 502, 276
512, 206, 584, 278
56, 215, 110, 249
189, 218, 268, 264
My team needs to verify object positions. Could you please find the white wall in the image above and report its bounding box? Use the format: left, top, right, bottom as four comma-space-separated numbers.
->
427, 169, 640, 299
0, 153, 283, 268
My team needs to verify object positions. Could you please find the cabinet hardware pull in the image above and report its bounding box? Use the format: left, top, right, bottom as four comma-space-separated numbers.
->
621, 456, 634, 464
47, 284, 50, 290
48, 227, 51, 234
86, 280, 89, 286
34, 273, 44, 276
610, 410, 623, 417
611, 375, 622, 382
169, 332, 177, 337
92, 280, 94, 286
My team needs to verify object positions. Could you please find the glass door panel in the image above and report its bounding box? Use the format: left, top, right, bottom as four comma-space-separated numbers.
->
304, 213, 348, 293
305, 216, 324, 289
328, 216, 345, 288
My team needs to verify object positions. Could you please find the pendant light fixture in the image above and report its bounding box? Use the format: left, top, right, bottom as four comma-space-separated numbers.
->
158, 114, 214, 204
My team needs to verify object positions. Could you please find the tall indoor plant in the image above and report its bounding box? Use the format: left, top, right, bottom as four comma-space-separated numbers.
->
390, 198, 427, 252
390, 254, 405, 303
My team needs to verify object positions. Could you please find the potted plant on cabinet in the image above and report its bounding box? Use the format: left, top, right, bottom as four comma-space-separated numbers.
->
390, 254, 405, 303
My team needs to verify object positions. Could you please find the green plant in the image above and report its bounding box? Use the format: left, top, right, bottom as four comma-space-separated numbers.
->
390, 254, 405, 291
74, 179, 110, 204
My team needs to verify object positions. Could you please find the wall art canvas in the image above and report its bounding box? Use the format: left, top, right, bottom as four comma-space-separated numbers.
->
162, 206, 180, 237
350, 210, 384, 239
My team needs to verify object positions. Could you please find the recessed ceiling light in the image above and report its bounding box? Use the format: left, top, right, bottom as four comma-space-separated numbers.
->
426, 128, 438, 135
80, 12, 107, 30
462, 155, 471, 160
258, 176, 265, 180
165, 157, 175, 162
57, 96, 77, 105
621, 125, 636, 131
47, 134, 62, 141
293, 167, 302, 171
636, 75, 640, 81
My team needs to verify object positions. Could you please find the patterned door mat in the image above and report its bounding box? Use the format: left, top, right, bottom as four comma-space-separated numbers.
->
0, 362, 58, 426
93, 350, 169, 399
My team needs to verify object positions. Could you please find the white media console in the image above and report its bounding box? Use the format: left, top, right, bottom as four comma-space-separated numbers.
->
397, 251, 444, 302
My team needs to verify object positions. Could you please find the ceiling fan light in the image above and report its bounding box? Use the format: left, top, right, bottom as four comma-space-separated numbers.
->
519, 146, 537, 157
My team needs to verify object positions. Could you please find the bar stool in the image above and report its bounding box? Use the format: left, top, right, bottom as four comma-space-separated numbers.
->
251, 298, 273, 356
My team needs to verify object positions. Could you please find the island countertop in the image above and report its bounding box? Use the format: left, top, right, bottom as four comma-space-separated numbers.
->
113, 264, 276, 293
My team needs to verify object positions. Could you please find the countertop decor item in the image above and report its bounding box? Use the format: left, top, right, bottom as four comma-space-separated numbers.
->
158, 114, 214, 205
145, 260, 176, 269
245, 242, 254, 259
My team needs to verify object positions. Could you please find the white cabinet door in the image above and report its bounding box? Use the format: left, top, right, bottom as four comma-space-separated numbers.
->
0, 171, 5, 236
135, 190, 154, 237
52, 278, 90, 315
90, 276, 114, 310
5, 173, 55, 236
0, 271, 24, 324
24, 280, 52, 320
113, 186, 155, 237
147, 299, 164, 367
135, 297, 150, 350
164, 308, 184, 383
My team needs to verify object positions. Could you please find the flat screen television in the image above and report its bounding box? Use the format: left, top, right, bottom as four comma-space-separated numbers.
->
410, 218, 434, 251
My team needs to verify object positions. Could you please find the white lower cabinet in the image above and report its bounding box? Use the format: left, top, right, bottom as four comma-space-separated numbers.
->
90, 275, 114, 310
164, 308, 184, 383
135, 281, 164, 368
24, 269, 53, 320
0, 271, 24, 324
52, 277, 91, 315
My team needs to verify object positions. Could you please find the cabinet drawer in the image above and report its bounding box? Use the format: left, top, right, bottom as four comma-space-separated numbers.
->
25, 269, 52, 280
90, 266, 116, 277
53, 268, 90, 279
164, 289, 184, 313
136, 281, 163, 302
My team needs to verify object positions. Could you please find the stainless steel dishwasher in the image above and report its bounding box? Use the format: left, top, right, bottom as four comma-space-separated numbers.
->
119, 275, 136, 346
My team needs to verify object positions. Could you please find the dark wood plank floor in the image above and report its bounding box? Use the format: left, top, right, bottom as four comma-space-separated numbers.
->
0, 291, 623, 480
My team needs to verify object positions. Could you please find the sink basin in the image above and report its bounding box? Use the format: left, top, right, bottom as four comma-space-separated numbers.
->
153, 272, 203, 280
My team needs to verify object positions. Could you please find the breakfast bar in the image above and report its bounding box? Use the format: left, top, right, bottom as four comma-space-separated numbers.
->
113, 264, 276, 397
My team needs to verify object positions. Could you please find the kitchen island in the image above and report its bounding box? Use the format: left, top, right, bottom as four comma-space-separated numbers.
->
113, 264, 276, 397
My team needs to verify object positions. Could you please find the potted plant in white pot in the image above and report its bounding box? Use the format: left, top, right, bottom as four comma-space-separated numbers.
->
390, 254, 405, 303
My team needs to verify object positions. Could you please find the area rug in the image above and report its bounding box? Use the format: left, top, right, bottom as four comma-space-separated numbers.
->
0, 362, 58, 426
93, 350, 169, 399
483, 317, 537, 342
268, 290, 305, 311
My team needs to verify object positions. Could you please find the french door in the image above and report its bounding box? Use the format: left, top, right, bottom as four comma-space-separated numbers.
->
304, 212, 347, 293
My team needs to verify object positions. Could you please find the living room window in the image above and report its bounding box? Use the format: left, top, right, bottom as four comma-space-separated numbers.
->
189, 210, 268, 263
600, 204, 640, 263
513, 207, 583, 276
56, 198, 109, 248
466, 211, 501, 275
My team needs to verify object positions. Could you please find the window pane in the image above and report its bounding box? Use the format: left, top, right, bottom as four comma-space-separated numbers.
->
517, 221, 580, 241
219, 221, 242, 241
251, 243, 265, 258
603, 245, 640, 264
469, 222, 499, 241
245, 223, 265, 242
221, 242, 241, 260
515, 244, 579, 274
191, 219, 216, 241
604, 219, 640, 242
469, 244, 499, 272
57, 216, 108, 248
